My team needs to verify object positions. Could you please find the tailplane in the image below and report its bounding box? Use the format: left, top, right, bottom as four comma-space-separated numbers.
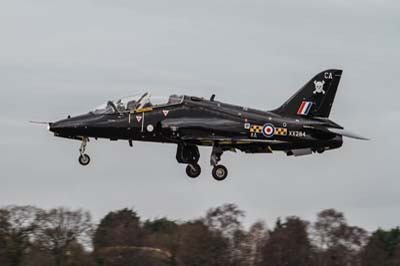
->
273, 69, 343, 118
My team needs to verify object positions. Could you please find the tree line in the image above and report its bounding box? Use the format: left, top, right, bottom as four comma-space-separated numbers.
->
0, 204, 399, 266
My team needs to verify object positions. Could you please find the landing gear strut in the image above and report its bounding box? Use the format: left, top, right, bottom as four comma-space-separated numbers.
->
210, 145, 228, 181
176, 143, 201, 178
78, 138, 91, 166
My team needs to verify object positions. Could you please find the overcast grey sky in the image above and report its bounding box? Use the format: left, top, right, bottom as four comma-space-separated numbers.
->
0, 0, 399, 230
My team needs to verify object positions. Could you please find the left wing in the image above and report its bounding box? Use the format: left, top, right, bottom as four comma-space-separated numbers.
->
161, 118, 240, 132
162, 118, 288, 145
180, 135, 287, 145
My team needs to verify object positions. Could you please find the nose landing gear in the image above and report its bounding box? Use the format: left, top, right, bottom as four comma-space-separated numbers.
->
79, 154, 91, 166
78, 138, 91, 166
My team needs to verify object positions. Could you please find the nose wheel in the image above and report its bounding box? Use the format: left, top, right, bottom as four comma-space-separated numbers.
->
79, 154, 91, 166
78, 138, 91, 166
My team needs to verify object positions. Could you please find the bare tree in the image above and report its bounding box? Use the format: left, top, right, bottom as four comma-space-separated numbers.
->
312, 209, 368, 266
33, 208, 93, 266
204, 204, 245, 238
204, 204, 247, 265
313, 209, 347, 250
0, 206, 40, 266
246, 221, 269, 266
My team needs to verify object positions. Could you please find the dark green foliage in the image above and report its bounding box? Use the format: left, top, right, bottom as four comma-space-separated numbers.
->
93, 208, 143, 250
274, 218, 283, 230
375, 228, 400, 257
260, 217, 314, 266
361, 228, 400, 266
144, 218, 178, 235
143, 218, 179, 265
175, 220, 230, 266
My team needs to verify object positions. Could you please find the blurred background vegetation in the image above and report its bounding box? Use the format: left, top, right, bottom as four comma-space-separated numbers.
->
0, 204, 399, 266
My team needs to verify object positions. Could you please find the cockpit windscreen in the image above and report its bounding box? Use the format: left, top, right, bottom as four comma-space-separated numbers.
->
92, 93, 183, 114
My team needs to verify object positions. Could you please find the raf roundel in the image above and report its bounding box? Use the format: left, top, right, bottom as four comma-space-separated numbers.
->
147, 124, 154, 132
262, 123, 275, 138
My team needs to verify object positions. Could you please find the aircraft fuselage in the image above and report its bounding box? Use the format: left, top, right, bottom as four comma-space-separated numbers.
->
50, 95, 343, 154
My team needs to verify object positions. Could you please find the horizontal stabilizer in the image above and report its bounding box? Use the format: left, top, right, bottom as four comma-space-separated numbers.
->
326, 128, 369, 140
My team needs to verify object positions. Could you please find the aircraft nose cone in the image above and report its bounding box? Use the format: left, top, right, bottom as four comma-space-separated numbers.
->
49, 117, 84, 135
49, 113, 97, 138
48, 120, 67, 133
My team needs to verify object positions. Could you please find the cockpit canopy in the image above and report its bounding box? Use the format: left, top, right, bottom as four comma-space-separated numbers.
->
92, 93, 184, 114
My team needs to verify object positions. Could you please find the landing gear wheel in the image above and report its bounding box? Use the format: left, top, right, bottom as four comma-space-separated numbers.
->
186, 164, 201, 178
79, 154, 91, 166
212, 165, 228, 181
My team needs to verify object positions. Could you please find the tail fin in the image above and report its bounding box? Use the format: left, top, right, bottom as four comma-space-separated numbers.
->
273, 69, 343, 118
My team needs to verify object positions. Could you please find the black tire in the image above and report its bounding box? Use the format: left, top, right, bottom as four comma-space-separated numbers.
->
79, 154, 91, 166
212, 165, 228, 181
186, 164, 201, 178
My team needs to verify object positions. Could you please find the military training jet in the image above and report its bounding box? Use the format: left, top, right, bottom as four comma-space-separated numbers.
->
39, 69, 367, 181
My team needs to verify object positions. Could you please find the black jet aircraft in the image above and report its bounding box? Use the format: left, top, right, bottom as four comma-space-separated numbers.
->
42, 69, 367, 181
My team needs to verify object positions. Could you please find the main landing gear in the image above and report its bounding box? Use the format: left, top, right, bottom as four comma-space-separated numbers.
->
212, 165, 228, 181
186, 164, 201, 178
176, 143, 201, 178
176, 143, 229, 181
78, 138, 91, 166
210, 146, 228, 181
